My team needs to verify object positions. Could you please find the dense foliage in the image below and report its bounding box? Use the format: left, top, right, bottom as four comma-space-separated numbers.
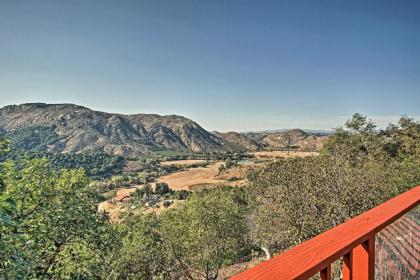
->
5, 150, 125, 179
1, 126, 60, 151
247, 114, 420, 258
108, 214, 165, 279
1, 125, 125, 178
0, 114, 418, 279
0, 158, 114, 279
0, 151, 250, 279
160, 187, 250, 280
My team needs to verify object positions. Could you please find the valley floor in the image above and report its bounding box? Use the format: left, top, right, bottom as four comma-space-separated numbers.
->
98, 150, 319, 221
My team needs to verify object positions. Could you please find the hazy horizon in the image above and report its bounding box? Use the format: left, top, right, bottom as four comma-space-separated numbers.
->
1, 0, 419, 131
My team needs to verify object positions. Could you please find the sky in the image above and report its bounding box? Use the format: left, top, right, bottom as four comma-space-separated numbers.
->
0, 0, 419, 132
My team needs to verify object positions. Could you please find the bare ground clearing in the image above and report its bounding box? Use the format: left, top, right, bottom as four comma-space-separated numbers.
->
98, 185, 143, 221
98, 200, 123, 221
114, 185, 143, 200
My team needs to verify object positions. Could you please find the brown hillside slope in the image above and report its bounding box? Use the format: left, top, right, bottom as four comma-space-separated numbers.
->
0, 103, 236, 156
213, 131, 262, 151
261, 129, 328, 151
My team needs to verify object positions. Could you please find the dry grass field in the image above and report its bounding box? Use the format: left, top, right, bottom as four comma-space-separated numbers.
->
99, 151, 320, 220
157, 162, 225, 190
160, 159, 207, 166
251, 150, 319, 158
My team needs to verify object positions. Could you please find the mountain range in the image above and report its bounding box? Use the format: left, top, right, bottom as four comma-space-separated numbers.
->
0, 103, 328, 156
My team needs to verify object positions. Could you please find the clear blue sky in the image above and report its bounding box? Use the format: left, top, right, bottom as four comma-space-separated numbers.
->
1, 0, 419, 131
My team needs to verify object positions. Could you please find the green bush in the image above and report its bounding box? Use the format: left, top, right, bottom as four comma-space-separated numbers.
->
162, 200, 172, 208
154, 182, 172, 195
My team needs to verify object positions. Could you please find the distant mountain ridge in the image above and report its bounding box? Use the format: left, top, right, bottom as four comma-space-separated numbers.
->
242, 129, 332, 135
0, 103, 329, 156
0, 103, 235, 156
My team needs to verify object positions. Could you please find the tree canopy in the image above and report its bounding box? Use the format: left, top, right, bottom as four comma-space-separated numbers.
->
247, 114, 420, 259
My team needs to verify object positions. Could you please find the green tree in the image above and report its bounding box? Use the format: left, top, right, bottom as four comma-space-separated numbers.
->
249, 114, 419, 260
155, 182, 172, 195
109, 214, 166, 280
382, 116, 420, 161
322, 113, 384, 164
0, 138, 14, 274
247, 156, 401, 259
160, 187, 249, 280
0, 138, 10, 193
0, 159, 113, 279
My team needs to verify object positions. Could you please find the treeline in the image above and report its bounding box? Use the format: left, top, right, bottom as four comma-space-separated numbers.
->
5, 150, 125, 178
0, 125, 60, 151
0, 114, 419, 279
155, 150, 249, 162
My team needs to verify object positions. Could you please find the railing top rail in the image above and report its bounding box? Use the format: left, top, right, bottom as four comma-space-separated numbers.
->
231, 185, 420, 280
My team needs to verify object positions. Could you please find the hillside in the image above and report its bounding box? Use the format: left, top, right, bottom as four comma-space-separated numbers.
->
258, 129, 329, 150
0, 103, 235, 156
212, 131, 262, 151
0, 103, 329, 156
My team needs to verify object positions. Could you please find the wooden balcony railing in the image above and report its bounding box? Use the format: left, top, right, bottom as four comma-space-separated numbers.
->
231, 185, 420, 280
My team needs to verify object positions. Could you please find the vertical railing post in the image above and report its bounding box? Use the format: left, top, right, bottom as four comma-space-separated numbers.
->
342, 251, 353, 280
320, 265, 331, 280
351, 235, 376, 279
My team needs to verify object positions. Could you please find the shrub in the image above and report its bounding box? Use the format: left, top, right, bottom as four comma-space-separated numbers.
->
162, 200, 172, 208
172, 190, 190, 200
154, 182, 172, 195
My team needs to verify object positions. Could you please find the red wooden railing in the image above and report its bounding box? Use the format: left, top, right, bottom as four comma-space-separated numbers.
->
231, 185, 420, 280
